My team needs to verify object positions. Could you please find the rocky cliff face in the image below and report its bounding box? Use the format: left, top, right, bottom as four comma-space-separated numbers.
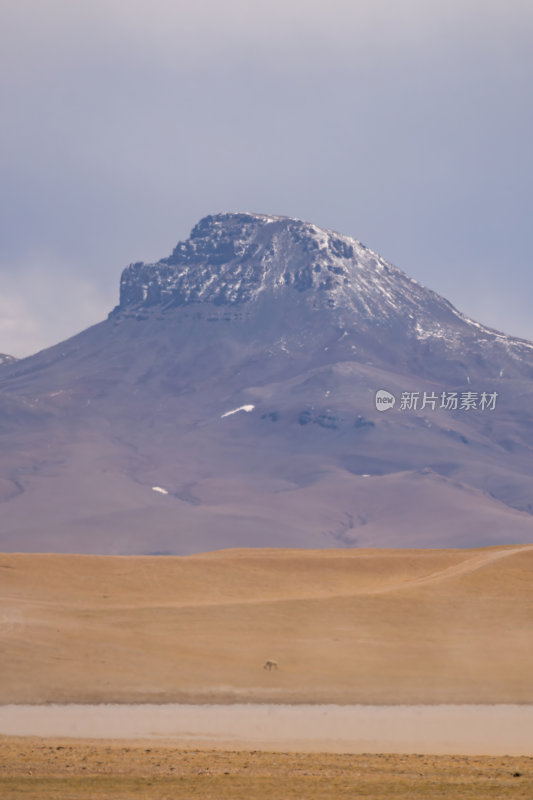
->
117, 212, 533, 380
0, 213, 532, 554
118, 212, 439, 313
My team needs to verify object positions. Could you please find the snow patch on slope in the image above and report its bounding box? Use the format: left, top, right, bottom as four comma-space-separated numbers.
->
221, 404, 255, 418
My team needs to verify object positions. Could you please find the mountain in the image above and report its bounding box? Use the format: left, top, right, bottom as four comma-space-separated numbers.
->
0, 212, 532, 553
0, 353, 17, 367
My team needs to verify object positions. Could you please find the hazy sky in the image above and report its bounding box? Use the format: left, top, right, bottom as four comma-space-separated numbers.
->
1, 0, 532, 357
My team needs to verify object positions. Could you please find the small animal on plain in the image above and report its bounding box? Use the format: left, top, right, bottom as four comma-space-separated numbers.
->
263, 659, 278, 670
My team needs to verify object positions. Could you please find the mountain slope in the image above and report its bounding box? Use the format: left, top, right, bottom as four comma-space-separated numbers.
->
0, 213, 532, 553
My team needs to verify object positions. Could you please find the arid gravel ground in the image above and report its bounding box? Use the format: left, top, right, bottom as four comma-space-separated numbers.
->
1, 737, 532, 800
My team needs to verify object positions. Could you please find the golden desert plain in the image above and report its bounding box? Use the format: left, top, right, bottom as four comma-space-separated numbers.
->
1, 544, 532, 799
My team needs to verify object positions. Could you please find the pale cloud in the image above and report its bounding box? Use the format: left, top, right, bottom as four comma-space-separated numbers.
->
0, 254, 114, 357
3, 0, 532, 80
0, 295, 40, 357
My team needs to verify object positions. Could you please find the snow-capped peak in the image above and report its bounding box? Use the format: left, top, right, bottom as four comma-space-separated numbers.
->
118, 212, 447, 317
114, 212, 533, 367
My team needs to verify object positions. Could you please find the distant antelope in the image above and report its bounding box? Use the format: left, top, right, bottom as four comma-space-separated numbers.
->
263, 659, 278, 670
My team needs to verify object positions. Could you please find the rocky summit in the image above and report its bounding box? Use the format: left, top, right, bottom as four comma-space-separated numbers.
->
0, 213, 532, 554
118, 211, 436, 312
118, 213, 533, 382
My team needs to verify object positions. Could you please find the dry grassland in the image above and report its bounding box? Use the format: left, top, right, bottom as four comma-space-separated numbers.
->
0, 544, 532, 704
